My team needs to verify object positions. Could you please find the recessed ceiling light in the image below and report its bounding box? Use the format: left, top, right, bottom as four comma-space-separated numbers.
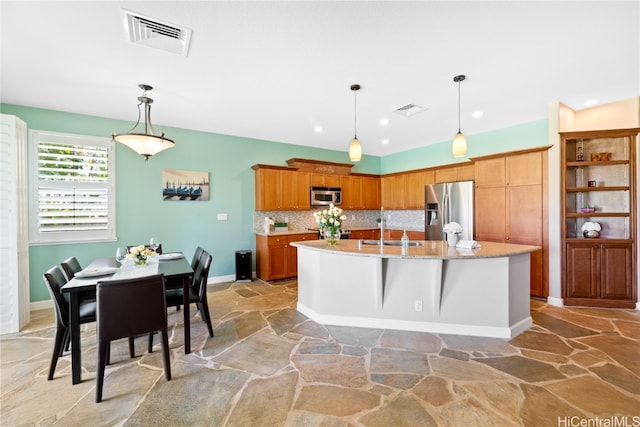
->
380, 118, 389, 126
314, 126, 323, 133
472, 111, 484, 118
381, 139, 389, 145
584, 99, 599, 107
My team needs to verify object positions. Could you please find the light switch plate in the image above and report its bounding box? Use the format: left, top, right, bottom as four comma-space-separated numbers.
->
217, 213, 228, 220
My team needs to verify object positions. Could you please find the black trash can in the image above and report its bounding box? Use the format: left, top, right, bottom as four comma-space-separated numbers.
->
235, 250, 252, 282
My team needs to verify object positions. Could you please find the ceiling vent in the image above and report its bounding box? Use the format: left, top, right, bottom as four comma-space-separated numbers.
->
392, 103, 428, 117
122, 9, 192, 57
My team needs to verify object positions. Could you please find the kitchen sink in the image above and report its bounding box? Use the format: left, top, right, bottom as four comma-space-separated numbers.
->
359, 239, 424, 247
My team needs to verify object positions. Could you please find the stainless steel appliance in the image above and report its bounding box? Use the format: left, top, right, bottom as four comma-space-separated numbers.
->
425, 180, 474, 241
310, 186, 342, 206
308, 227, 351, 239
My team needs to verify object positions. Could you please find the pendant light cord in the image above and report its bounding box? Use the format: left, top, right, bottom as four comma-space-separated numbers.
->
353, 88, 358, 139
457, 79, 461, 133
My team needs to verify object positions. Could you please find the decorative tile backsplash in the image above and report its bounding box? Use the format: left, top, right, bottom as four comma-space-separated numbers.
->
254, 209, 425, 233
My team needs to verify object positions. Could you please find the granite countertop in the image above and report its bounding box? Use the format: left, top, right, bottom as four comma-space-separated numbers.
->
291, 239, 541, 260
255, 226, 382, 237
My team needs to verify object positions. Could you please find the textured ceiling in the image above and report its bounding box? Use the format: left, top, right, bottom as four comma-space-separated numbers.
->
1, 1, 638, 157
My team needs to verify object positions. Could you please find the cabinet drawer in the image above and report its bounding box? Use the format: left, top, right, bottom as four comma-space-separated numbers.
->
288, 233, 318, 243
267, 236, 288, 246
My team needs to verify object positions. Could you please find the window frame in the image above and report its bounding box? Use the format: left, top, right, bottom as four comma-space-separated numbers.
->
28, 130, 116, 245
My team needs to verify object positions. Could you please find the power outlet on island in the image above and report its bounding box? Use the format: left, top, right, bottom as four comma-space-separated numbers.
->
414, 300, 423, 312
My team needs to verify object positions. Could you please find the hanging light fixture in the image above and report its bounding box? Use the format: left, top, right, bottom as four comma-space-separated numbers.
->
348, 84, 362, 162
452, 74, 467, 158
112, 84, 175, 161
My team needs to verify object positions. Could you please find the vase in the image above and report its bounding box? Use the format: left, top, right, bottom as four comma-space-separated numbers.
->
325, 229, 340, 246
135, 258, 147, 266
446, 232, 459, 247
583, 230, 599, 238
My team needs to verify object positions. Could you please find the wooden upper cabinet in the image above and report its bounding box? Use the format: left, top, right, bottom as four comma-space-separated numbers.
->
457, 164, 475, 181
435, 167, 457, 183
253, 166, 309, 210
381, 174, 406, 209
311, 173, 340, 187
360, 176, 381, 210
339, 175, 359, 209
405, 170, 434, 209
475, 158, 506, 187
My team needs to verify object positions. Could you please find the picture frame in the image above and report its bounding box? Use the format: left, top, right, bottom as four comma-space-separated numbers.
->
162, 169, 209, 201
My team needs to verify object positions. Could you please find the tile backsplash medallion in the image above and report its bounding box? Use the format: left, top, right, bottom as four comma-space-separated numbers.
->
254, 209, 425, 233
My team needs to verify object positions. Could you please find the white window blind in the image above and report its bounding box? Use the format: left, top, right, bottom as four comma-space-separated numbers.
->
29, 131, 115, 244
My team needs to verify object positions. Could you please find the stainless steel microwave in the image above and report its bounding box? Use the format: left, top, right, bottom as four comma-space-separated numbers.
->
310, 186, 342, 206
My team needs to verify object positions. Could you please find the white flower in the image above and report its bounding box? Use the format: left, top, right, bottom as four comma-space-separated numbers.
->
443, 222, 463, 234
313, 203, 347, 239
581, 221, 601, 232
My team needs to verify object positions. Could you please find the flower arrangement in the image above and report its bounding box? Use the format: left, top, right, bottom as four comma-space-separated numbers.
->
581, 222, 601, 232
443, 222, 463, 234
128, 245, 157, 265
313, 203, 346, 244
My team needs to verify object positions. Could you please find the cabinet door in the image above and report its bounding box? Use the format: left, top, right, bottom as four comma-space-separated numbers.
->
340, 175, 359, 209
475, 158, 505, 187
381, 175, 405, 209
565, 243, 600, 299
361, 176, 380, 209
294, 172, 310, 209
508, 152, 542, 186
475, 186, 506, 242
311, 173, 340, 187
279, 170, 297, 210
405, 171, 429, 209
506, 185, 542, 243
457, 164, 475, 182
435, 167, 457, 183
287, 233, 318, 277
255, 168, 280, 211
601, 243, 633, 300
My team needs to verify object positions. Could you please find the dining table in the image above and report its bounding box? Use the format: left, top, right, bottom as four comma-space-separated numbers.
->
60, 254, 194, 385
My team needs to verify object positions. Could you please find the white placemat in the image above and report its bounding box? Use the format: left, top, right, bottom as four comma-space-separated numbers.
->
111, 263, 159, 280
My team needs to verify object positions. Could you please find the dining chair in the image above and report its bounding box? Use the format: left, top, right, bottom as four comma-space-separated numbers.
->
60, 256, 82, 280
42, 266, 97, 380
191, 246, 205, 270
95, 273, 171, 403
165, 250, 214, 337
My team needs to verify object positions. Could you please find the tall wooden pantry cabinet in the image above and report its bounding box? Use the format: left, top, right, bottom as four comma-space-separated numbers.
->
560, 128, 638, 308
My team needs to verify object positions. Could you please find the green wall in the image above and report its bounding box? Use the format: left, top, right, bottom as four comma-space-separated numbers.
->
1, 104, 548, 304
380, 120, 548, 173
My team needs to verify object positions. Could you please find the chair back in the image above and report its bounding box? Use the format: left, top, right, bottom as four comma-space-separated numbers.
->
43, 266, 70, 327
193, 251, 213, 301
191, 246, 204, 270
61, 256, 82, 280
97, 274, 167, 343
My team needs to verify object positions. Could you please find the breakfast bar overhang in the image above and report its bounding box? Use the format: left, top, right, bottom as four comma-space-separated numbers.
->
292, 240, 541, 339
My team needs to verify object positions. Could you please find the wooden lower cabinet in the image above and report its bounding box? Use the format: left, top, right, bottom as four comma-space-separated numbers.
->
565, 241, 634, 308
350, 229, 379, 240
256, 233, 318, 281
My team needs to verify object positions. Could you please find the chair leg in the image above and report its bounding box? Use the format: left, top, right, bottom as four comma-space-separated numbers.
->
160, 328, 171, 381
197, 301, 215, 338
63, 328, 71, 353
106, 342, 111, 365
148, 333, 154, 353
48, 326, 67, 380
96, 340, 110, 403
128, 337, 136, 358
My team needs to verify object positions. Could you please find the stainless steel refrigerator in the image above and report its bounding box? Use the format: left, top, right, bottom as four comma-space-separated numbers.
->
424, 180, 474, 241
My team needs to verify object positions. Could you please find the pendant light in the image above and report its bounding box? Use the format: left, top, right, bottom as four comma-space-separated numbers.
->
112, 84, 175, 161
452, 75, 467, 158
348, 84, 362, 162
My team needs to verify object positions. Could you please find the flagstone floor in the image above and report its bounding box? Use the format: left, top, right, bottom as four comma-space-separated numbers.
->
1, 279, 639, 426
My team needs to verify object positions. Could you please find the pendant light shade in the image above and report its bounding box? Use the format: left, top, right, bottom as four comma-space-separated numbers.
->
348, 84, 362, 162
452, 75, 467, 158
113, 84, 175, 161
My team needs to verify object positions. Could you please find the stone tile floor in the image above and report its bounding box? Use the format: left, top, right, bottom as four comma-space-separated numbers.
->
1, 279, 639, 426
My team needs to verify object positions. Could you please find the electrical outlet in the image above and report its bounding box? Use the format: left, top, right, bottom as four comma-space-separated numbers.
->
352, 214, 355, 220
414, 300, 423, 312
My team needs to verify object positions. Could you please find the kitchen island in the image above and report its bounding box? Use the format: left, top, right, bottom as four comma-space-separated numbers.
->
291, 239, 540, 338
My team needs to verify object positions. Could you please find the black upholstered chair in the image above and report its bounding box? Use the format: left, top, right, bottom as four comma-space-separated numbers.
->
96, 274, 171, 403
165, 250, 214, 338
42, 266, 97, 380
191, 246, 205, 270
60, 256, 82, 280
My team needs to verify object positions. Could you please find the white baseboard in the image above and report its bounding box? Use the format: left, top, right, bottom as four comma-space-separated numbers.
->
546, 296, 564, 307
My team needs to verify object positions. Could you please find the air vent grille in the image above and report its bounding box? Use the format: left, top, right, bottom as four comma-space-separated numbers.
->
122, 9, 192, 57
393, 104, 428, 117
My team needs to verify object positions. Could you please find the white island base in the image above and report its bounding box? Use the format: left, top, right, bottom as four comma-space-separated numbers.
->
293, 240, 539, 339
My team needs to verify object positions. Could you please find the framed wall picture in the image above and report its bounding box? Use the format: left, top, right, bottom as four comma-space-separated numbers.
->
162, 169, 209, 201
